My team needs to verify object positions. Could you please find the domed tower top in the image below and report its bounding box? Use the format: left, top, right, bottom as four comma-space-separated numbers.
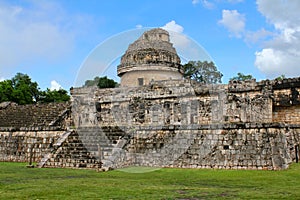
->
117, 28, 183, 87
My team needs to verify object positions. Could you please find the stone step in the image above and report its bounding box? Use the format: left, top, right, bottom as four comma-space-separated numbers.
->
37, 131, 72, 168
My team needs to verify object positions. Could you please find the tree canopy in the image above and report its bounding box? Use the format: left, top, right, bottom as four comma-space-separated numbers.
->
39, 89, 70, 103
84, 77, 100, 87
275, 74, 286, 80
183, 61, 223, 84
0, 73, 70, 105
84, 76, 118, 88
230, 73, 254, 81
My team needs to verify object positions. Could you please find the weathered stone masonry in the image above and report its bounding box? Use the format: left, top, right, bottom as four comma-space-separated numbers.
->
0, 102, 100, 169
70, 77, 300, 170
1, 28, 300, 171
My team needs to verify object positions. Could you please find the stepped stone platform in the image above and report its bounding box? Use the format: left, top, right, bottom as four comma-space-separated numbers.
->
70, 77, 300, 170
0, 102, 72, 164
0, 102, 71, 129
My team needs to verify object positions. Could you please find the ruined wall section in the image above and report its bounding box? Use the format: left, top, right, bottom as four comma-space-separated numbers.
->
71, 86, 98, 127
0, 102, 71, 128
226, 79, 273, 123
69, 77, 300, 170
272, 78, 300, 124
91, 79, 273, 127
108, 124, 297, 170
0, 101, 72, 163
0, 129, 64, 162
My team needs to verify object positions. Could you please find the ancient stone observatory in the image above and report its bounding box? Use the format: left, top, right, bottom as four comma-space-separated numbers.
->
117, 28, 183, 87
69, 29, 300, 171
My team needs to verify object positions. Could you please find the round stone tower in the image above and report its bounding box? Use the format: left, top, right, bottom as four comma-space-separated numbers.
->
117, 28, 183, 87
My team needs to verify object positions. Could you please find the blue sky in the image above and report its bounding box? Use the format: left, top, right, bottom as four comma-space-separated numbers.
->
0, 0, 299, 90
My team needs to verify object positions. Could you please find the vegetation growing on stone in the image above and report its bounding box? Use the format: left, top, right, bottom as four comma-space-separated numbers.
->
183, 60, 223, 84
230, 72, 254, 81
84, 76, 118, 88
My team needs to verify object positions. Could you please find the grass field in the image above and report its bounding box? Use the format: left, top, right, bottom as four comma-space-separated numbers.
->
1, 162, 300, 199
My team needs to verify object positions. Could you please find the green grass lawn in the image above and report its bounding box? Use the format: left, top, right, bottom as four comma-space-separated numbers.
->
1, 162, 300, 199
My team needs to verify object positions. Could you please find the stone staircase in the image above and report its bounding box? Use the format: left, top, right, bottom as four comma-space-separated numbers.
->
38, 130, 101, 169
38, 131, 72, 168
76, 126, 128, 169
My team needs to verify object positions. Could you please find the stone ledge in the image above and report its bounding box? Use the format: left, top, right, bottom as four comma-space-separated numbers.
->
0, 126, 65, 132
96, 123, 300, 132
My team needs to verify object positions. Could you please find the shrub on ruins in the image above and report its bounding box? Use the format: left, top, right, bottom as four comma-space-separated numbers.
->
183, 61, 223, 84
230, 72, 254, 81
84, 76, 118, 88
84, 76, 101, 87
97, 76, 118, 88
275, 74, 286, 81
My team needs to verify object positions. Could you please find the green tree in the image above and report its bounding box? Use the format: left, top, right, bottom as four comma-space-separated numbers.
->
183, 61, 223, 84
84, 77, 100, 87
84, 76, 118, 88
230, 73, 254, 81
10, 73, 40, 104
0, 73, 70, 104
0, 80, 14, 102
39, 88, 70, 103
97, 76, 118, 88
275, 74, 286, 80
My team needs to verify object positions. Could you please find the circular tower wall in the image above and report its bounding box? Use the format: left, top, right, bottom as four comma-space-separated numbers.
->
117, 28, 183, 87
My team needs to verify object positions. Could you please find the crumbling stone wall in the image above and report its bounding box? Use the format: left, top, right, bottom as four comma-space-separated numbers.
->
84, 79, 274, 127
0, 102, 71, 128
0, 102, 72, 163
0, 128, 64, 162
272, 79, 300, 124
70, 77, 300, 170
105, 124, 297, 170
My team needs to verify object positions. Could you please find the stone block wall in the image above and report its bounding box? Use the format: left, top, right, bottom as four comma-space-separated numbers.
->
273, 105, 300, 124
42, 131, 101, 169
0, 101, 72, 164
69, 123, 299, 170
68, 77, 300, 170
72, 79, 274, 129
0, 129, 64, 162
0, 102, 71, 128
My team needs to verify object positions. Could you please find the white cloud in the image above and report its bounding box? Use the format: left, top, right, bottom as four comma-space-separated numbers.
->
197, 0, 244, 8
192, 0, 200, 5
0, 1, 90, 74
254, 0, 300, 78
227, 0, 244, 3
192, 0, 214, 9
202, 0, 214, 9
136, 24, 143, 29
255, 48, 300, 78
161, 20, 190, 49
50, 80, 62, 91
0, 77, 5, 82
218, 10, 245, 38
245, 29, 273, 44
256, 0, 300, 30
162, 20, 184, 33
